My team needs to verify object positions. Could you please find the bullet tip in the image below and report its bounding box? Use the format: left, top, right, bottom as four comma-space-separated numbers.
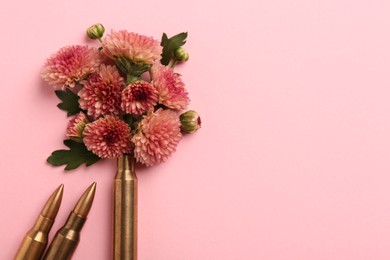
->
41, 184, 64, 220
73, 182, 97, 218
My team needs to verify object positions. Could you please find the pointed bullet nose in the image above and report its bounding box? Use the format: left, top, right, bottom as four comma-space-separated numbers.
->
41, 184, 64, 220
73, 182, 97, 218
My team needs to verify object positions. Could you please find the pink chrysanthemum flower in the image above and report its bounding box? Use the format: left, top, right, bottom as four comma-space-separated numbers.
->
66, 112, 89, 142
78, 64, 124, 119
41, 45, 101, 89
132, 109, 182, 166
150, 63, 190, 110
121, 81, 158, 115
102, 30, 162, 65
83, 116, 131, 158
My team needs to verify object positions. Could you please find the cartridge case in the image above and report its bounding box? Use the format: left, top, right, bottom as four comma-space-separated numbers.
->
42, 212, 86, 260
43, 182, 96, 260
114, 155, 137, 260
14, 184, 63, 260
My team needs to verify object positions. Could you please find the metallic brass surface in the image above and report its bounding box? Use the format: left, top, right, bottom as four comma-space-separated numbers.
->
14, 184, 64, 260
114, 155, 138, 260
73, 182, 97, 218
43, 182, 96, 260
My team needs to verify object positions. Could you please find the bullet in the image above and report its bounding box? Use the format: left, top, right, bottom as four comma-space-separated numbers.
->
14, 184, 64, 260
114, 155, 137, 260
43, 182, 97, 260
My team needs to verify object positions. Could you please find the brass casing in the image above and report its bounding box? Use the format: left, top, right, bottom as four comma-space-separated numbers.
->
43, 182, 96, 260
14, 184, 63, 260
114, 155, 138, 260
42, 212, 85, 260
14, 215, 53, 260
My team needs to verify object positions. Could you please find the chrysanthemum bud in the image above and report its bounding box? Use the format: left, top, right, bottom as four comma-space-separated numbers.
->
87, 23, 105, 40
174, 47, 189, 62
180, 110, 201, 133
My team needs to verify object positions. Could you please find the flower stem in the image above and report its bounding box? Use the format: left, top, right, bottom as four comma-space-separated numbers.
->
170, 60, 178, 68
126, 74, 141, 85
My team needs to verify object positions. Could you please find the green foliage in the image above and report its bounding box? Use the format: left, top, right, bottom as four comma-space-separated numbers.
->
55, 88, 81, 116
47, 139, 100, 170
123, 114, 142, 130
160, 32, 188, 66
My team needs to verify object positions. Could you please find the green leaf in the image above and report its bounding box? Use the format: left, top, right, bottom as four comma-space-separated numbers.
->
55, 88, 81, 116
47, 139, 100, 170
161, 32, 188, 66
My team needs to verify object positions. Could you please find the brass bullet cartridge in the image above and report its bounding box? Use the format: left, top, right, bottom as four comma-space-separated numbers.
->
114, 155, 137, 260
14, 184, 64, 260
43, 182, 96, 260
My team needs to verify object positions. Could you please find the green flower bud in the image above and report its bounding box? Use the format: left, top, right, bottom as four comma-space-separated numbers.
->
180, 110, 201, 133
87, 23, 105, 40
174, 47, 189, 62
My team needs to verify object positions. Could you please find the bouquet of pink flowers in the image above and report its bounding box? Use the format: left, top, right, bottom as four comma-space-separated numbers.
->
41, 23, 201, 170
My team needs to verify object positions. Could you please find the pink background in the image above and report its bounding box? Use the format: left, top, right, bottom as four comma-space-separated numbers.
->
1, 0, 390, 259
